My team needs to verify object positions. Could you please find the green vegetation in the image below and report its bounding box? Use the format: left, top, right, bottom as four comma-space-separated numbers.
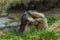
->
0, 16, 60, 40
47, 16, 60, 26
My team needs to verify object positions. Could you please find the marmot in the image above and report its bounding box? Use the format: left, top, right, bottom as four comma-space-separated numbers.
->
19, 10, 48, 33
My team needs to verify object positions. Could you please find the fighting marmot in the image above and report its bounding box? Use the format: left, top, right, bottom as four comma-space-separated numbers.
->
19, 10, 48, 33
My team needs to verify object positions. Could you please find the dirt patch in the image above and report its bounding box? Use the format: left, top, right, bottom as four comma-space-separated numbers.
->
43, 8, 60, 16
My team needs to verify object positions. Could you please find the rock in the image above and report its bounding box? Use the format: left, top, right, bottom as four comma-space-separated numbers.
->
28, 0, 59, 11
38, 0, 58, 11
0, 17, 20, 32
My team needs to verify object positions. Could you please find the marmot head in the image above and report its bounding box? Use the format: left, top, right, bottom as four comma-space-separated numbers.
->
27, 11, 45, 26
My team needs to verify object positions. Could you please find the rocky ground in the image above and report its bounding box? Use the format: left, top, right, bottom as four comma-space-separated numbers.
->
0, 17, 20, 32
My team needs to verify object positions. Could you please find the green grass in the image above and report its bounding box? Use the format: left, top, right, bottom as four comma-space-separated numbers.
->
47, 16, 60, 26
0, 16, 60, 40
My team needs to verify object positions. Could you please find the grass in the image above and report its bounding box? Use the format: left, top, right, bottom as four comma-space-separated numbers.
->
0, 16, 60, 40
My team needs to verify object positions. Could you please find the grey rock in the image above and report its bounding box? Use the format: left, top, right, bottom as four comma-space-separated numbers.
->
0, 17, 20, 32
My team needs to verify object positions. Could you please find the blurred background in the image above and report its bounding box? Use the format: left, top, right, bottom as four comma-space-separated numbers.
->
0, 0, 60, 16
